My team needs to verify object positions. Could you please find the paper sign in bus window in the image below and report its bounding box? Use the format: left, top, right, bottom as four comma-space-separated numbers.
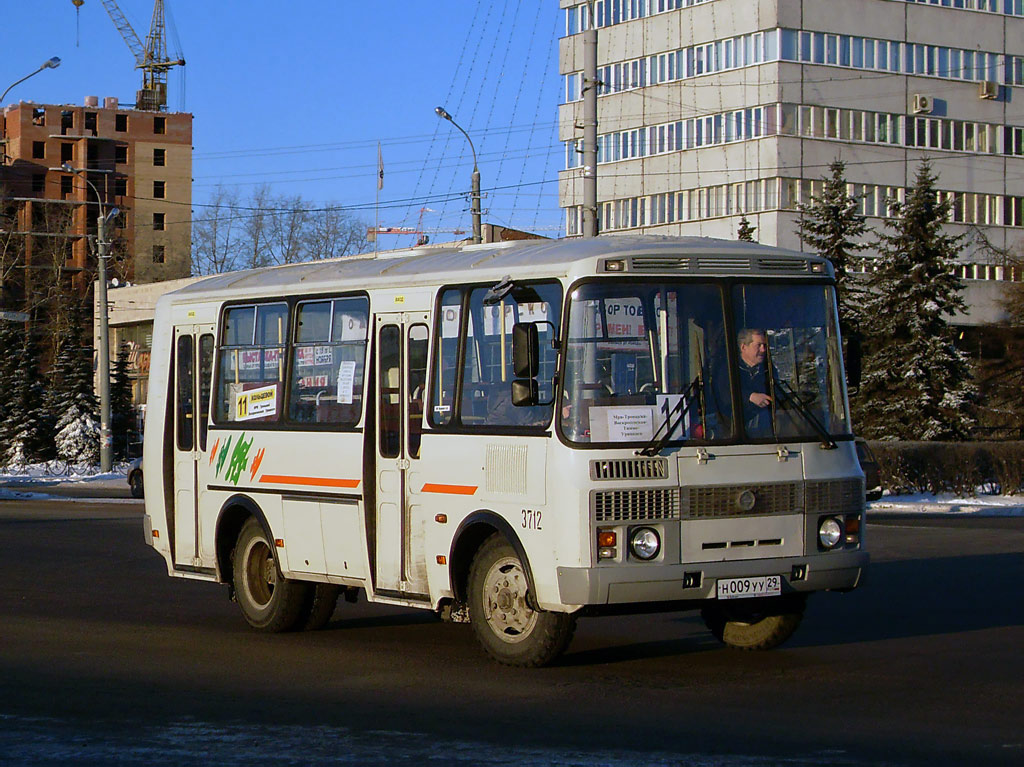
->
337, 360, 356, 404
588, 406, 656, 442
235, 384, 278, 421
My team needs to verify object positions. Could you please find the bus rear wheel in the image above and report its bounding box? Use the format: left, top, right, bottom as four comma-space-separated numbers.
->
233, 517, 310, 632
468, 534, 576, 667
701, 593, 807, 651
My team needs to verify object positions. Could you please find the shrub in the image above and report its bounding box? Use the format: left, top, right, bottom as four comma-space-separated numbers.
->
867, 441, 1024, 496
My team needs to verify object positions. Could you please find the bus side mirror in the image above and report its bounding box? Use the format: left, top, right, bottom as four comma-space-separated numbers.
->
846, 333, 862, 391
511, 378, 539, 407
512, 322, 539, 378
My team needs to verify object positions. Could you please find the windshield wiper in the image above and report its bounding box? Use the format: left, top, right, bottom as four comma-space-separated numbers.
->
636, 374, 702, 457
774, 379, 838, 449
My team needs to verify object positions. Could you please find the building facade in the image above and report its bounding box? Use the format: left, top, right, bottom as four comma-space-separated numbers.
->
558, 0, 1024, 324
1, 96, 192, 297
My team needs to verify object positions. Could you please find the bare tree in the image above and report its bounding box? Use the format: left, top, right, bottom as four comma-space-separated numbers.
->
241, 184, 274, 270
191, 186, 370, 273
267, 193, 308, 265
306, 205, 369, 261
191, 185, 243, 275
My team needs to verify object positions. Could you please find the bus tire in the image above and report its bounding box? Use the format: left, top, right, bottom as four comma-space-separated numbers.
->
129, 470, 144, 499
468, 534, 575, 667
233, 517, 310, 632
301, 584, 340, 631
701, 593, 807, 651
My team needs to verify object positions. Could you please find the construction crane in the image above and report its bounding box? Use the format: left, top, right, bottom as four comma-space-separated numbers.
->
71, 0, 185, 111
368, 208, 466, 246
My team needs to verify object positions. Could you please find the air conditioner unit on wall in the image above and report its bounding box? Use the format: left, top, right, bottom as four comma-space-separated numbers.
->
979, 80, 999, 100
912, 94, 932, 114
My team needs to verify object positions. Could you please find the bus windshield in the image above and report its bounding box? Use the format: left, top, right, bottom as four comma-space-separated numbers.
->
731, 282, 850, 442
560, 280, 850, 446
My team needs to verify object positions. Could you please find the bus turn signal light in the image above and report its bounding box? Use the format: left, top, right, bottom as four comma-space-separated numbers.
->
598, 530, 617, 548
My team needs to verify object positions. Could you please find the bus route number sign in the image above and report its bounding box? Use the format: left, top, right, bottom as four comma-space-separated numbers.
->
236, 384, 278, 422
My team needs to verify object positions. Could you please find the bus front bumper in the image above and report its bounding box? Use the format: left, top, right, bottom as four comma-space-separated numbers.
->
556, 550, 868, 606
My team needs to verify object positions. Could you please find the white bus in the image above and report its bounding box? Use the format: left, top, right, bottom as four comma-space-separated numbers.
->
142, 235, 868, 666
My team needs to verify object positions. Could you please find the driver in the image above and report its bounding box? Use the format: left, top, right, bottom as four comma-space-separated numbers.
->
736, 328, 775, 438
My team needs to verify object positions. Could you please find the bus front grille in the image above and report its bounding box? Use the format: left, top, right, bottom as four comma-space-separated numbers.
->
590, 457, 668, 481
805, 478, 865, 514
682, 482, 802, 519
593, 488, 680, 521
630, 256, 691, 270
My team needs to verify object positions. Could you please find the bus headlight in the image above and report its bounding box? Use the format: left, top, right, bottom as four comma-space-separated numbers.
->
818, 517, 843, 549
629, 527, 661, 560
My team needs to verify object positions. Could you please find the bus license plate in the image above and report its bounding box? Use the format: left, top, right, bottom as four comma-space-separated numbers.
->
716, 575, 781, 600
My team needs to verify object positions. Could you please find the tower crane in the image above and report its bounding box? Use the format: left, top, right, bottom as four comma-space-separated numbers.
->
71, 0, 185, 111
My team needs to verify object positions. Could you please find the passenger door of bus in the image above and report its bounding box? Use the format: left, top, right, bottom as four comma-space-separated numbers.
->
172, 325, 215, 568
373, 313, 430, 598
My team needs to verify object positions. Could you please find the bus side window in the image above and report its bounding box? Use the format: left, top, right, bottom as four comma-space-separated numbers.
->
378, 325, 402, 458
198, 334, 214, 451
176, 335, 194, 451
408, 324, 428, 459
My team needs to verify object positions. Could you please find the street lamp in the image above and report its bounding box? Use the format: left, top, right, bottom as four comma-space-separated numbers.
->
435, 106, 482, 244
61, 162, 116, 473
2, 57, 61, 165
1, 57, 61, 105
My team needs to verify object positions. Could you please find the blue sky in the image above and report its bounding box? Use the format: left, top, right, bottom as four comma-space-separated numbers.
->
4, 1, 565, 245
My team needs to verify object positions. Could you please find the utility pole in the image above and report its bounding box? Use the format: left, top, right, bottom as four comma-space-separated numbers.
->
96, 210, 112, 472
582, 2, 599, 238
61, 163, 115, 472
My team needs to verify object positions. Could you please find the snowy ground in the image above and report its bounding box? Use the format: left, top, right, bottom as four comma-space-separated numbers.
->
0, 464, 1021, 516
0, 464, 136, 503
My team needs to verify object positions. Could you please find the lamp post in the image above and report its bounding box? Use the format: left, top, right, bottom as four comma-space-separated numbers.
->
1, 57, 61, 105
435, 106, 482, 244
1, 58, 61, 165
61, 163, 116, 472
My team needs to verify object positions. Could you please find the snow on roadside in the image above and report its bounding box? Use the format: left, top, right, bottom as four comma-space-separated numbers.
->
869, 492, 1024, 517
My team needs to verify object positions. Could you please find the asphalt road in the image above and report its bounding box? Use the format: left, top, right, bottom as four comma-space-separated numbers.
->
1, 500, 1022, 766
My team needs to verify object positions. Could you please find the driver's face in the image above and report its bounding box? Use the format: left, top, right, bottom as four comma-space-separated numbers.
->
740, 333, 767, 367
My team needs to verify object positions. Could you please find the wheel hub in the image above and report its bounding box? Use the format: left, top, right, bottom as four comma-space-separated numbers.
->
482, 557, 538, 641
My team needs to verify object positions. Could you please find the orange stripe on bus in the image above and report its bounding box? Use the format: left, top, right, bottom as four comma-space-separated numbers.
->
421, 483, 478, 496
258, 475, 361, 489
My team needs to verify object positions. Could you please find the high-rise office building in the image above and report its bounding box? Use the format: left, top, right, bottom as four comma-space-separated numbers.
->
558, 0, 1023, 323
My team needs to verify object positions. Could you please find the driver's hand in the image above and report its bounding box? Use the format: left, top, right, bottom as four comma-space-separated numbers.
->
749, 392, 772, 408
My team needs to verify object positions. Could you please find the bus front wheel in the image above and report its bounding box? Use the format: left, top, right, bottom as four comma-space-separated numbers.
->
468, 534, 576, 667
701, 593, 807, 651
232, 517, 310, 632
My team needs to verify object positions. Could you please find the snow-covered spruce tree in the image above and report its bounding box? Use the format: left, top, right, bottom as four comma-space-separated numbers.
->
6, 325, 51, 466
49, 305, 99, 465
0, 318, 22, 461
852, 161, 977, 440
110, 342, 137, 460
796, 159, 870, 336
737, 216, 756, 242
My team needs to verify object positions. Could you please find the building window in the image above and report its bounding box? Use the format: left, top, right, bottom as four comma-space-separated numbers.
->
32, 107, 45, 126
153, 148, 166, 167
115, 114, 127, 132
115, 145, 128, 164
154, 116, 166, 135
61, 175, 73, 199
61, 111, 73, 134
153, 212, 165, 231
32, 175, 45, 194
32, 141, 45, 159
84, 112, 97, 133
153, 245, 165, 263
114, 177, 127, 196
61, 143, 73, 164
153, 180, 165, 199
